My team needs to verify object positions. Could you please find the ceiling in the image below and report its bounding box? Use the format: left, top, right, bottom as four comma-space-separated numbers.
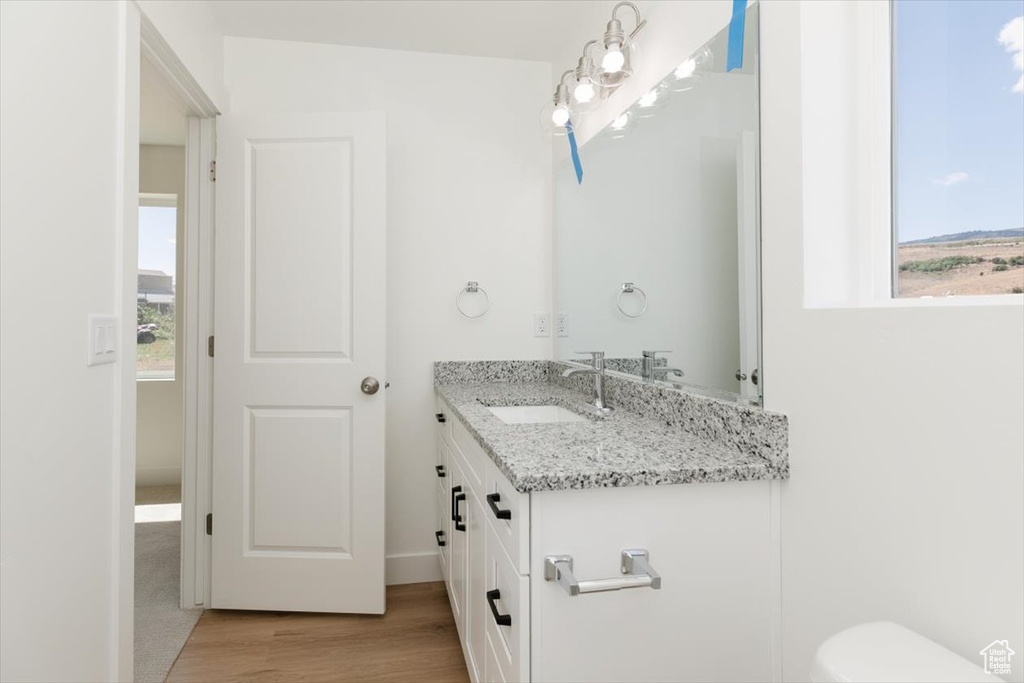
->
141, 57, 187, 146
208, 0, 618, 64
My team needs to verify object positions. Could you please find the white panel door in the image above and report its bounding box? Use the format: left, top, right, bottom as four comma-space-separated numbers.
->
212, 111, 386, 613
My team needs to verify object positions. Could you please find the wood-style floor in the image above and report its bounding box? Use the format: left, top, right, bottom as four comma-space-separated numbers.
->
166, 582, 469, 682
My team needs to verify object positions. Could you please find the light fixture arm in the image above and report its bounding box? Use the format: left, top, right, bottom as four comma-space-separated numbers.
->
576, 40, 599, 80
554, 69, 574, 105
608, 1, 647, 42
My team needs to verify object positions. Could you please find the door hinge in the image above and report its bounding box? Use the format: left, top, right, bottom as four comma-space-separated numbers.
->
208, 335, 214, 358
206, 513, 213, 535
209, 160, 216, 182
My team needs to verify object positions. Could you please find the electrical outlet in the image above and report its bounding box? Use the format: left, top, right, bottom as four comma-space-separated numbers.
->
556, 312, 569, 337
534, 312, 551, 337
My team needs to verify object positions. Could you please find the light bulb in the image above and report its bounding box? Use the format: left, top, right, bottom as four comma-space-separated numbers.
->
674, 58, 697, 79
638, 89, 659, 107
551, 105, 570, 127
574, 79, 596, 104
602, 46, 625, 73
611, 113, 629, 130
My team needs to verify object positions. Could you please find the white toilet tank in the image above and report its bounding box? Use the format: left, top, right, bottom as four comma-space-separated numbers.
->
810, 621, 992, 682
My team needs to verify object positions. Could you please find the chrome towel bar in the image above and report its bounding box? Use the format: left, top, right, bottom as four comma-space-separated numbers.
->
544, 549, 661, 596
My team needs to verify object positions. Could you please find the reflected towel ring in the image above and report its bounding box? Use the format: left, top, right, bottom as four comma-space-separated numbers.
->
616, 282, 647, 318
456, 281, 490, 319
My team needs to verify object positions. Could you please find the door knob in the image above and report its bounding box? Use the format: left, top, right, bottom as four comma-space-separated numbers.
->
360, 377, 380, 395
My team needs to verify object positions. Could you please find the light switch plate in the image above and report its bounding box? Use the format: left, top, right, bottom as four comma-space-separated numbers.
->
87, 315, 118, 366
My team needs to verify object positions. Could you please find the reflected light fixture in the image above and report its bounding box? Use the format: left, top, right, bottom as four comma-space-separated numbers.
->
637, 89, 659, 107
674, 58, 697, 80
669, 46, 713, 93
609, 112, 631, 138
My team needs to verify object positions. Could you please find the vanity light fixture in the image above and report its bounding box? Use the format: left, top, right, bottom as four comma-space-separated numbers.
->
596, 1, 647, 88
542, 70, 575, 134
543, 1, 649, 134
572, 41, 601, 105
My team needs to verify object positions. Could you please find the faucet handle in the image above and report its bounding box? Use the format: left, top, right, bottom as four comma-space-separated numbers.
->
641, 350, 672, 358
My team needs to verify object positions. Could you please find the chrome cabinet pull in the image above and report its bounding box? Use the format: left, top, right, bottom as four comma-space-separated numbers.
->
544, 549, 661, 597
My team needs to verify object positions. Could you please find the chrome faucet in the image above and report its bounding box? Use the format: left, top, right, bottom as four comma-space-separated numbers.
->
562, 351, 612, 413
641, 350, 685, 383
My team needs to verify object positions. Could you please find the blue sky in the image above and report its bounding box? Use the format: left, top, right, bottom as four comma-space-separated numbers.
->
896, 0, 1024, 242
138, 206, 176, 282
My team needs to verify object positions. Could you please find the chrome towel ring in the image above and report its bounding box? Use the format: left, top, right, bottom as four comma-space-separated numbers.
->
616, 282, 647, 318
456, 281, 490, 319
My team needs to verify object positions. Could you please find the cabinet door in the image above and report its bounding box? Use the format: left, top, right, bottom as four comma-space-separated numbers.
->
448, 455, 467, 635
465, 484, 487, 683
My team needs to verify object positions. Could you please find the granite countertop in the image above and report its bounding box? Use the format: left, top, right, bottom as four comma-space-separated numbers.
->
435, 380, 785, 493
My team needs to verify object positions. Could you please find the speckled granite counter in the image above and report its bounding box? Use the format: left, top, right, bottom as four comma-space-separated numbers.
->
434, 361, 788, 493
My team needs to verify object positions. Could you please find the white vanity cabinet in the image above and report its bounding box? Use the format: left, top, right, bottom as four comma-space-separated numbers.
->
434, 395, 776, 683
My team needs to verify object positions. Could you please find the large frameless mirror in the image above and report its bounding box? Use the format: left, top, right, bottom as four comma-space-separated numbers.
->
555, 3, 761, 403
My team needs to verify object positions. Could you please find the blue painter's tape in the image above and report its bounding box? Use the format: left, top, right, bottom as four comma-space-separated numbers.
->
727, 0, 746, 72
567, 120, 583, 184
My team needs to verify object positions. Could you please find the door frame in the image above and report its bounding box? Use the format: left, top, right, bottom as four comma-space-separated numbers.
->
116, 4, 219, 679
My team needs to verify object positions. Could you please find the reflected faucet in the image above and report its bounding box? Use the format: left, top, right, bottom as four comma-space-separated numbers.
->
641, 350, 685, 383
562, 351, 612, 413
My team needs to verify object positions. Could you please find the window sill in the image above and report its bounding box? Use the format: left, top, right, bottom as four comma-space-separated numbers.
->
137, 375, 176, 383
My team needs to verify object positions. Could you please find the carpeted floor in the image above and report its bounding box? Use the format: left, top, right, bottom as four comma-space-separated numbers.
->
135, 485, 202, 683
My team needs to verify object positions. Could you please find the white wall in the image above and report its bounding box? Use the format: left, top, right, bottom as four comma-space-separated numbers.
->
761, 3, 1024, 680
1, 2, 124, 680
137, 145, 186, 486
136, 0, 229, 112
223, 37, 552, 582
1, 2, 225, 680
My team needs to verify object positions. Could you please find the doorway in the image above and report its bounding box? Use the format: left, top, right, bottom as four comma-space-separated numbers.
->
121, 13, 219, 680
133, 52, 199, 682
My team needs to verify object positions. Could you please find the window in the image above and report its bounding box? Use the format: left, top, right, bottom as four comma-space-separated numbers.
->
893, 0, 1024, 298
137, 193, 178, 379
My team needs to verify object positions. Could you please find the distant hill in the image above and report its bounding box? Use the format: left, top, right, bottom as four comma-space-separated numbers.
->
901, 228, 1024, 245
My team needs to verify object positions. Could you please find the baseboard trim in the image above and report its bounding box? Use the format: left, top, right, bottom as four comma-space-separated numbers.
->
386, 551, 442, 585
136, 466, 181, 487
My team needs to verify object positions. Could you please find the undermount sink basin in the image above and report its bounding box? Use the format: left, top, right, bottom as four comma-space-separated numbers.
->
486, 405, 588, 424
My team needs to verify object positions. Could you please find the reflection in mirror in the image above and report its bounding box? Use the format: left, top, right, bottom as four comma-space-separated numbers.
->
555, 4, 761, 403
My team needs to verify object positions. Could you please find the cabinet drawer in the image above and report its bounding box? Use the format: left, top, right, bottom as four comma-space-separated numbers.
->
484, 522, 530, 683
435, 396, 452, 441
485, 459, 530, 576
451, 412, 486, 493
